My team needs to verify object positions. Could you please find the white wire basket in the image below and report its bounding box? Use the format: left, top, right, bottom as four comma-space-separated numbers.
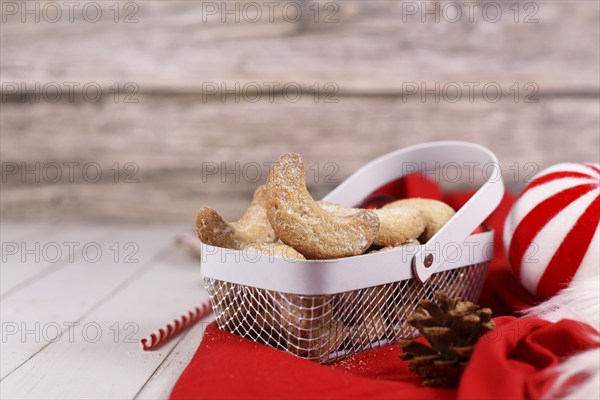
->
201, 141, 504, 363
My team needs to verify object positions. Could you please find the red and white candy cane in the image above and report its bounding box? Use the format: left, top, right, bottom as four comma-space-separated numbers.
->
140, 300, 213, 351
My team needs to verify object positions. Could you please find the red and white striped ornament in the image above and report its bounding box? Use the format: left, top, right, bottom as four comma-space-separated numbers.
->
140, 301, 213, 351
504, 163, 600, 299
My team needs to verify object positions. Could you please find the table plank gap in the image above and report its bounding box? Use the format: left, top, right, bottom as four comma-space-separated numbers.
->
0, 225, 182, 380
135, 315, 215, 400
0, 243, 206, 399
0, 243, 173, 383
1, 224, 113, 298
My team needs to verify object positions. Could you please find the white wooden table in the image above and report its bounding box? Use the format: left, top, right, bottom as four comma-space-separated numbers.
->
0, 222, 213, 399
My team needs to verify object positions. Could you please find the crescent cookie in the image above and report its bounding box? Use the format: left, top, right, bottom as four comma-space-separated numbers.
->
318, 201, 426, 247
243, 242, 306, 260
232, 185, 277, 243
279, 294, 348, 359
265, 153, 380, 259
368, 238, 421, 253
383, 198, 455, 243
196, 185, 276, 249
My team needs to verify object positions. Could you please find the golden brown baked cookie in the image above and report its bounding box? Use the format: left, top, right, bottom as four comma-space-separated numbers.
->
196, 207, 245, 249
319, 202, 425, 247
368, 239, 421, 253
211, 281, 284, 346
279, 294, 348, 359
244, 242, 306, 261
195, 185, 276, 249
232, 185, 277, 243
265, 153, 380, 259
383, 198, 455, 243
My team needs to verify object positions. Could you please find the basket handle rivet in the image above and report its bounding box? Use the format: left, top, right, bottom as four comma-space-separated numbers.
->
424, 253, 434, 268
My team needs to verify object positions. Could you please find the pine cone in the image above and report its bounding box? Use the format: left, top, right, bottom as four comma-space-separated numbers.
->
398, 291, 495, 387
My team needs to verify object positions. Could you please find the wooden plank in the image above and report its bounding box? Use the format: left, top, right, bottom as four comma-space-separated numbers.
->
1, 1, 598, 224
1, 224, 111, 297
0, 222, 52, 243
135, 316, 214, 400
1, 96, 598, 223
0, 225, 181, 380
0, 239, 210, 400
1, 1, 598, 92
1, 223, 79, 296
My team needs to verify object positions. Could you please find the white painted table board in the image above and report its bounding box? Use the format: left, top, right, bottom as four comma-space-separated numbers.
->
0, 222, 212, 399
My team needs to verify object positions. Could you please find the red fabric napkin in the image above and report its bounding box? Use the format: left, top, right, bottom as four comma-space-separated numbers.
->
172, 318, 598, 400
171, 174, 598, 399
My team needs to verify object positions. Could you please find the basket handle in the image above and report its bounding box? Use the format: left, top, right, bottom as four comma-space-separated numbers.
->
322, 141, 504, 283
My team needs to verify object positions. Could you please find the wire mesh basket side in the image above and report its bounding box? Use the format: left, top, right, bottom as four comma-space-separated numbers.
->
204, 261, 489, 362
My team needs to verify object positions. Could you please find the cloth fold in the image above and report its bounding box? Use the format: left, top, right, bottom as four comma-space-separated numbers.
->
171, 318, 598, 400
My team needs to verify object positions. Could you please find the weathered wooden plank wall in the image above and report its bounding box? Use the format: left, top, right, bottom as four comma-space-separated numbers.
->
1, 1, 599, 223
